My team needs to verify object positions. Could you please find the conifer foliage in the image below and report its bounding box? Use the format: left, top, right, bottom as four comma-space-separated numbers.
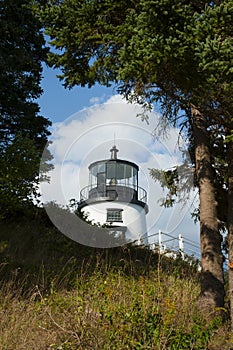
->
0, 0, 51, 216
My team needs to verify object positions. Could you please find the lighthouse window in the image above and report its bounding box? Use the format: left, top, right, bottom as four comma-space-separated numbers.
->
106, 162, 116, 179
106, 208, 123, 222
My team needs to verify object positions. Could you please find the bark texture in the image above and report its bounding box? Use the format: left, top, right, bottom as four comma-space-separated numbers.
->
192, 107, 225, 310
227, 139, 233, 330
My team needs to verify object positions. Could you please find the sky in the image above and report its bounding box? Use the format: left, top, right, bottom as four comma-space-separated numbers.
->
38, 65, 200, 253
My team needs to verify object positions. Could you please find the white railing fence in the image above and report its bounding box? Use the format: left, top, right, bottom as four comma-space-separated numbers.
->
142, 230, 201, 261
139, 231, 228, 271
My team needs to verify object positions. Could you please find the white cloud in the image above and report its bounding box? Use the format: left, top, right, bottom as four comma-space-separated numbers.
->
89, 95, 107, 105
40, 95, 199, 248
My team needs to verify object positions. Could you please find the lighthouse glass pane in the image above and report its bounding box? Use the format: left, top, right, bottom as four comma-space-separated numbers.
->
116, 163, 125, 180
97, 172, 105, 186
133, 167, 137, 188
89, 162, 106, 187
98, 163, 105, 173
106, 162, 116, 180
89, 165, 98, 186
90, 165, 97, 176
89, 169, 97, 186
124, 164, 132, 179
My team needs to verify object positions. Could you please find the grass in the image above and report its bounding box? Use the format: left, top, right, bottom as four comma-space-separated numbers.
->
0, 213, 232, 349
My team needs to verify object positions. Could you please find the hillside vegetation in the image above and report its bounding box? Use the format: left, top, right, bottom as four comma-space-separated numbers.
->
0, 214, 232, 350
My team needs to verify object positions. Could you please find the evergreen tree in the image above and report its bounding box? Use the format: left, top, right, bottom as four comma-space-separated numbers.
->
0, 0, 52, 216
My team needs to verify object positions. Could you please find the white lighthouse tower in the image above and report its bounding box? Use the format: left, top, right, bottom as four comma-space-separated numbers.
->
78, 145, 149, 245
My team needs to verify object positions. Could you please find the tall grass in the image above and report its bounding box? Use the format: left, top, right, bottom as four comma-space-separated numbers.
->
0, 216, 232, 349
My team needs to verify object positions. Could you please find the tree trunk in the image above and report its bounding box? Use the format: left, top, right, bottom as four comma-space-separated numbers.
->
192, 107, 225, 311
227, 138, 233, 330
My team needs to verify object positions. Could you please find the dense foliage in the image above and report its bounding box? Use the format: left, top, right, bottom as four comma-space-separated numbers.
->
0, 0, 52, 216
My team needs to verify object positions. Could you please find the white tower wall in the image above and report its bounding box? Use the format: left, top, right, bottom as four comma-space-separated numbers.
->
81, 201, 148, 244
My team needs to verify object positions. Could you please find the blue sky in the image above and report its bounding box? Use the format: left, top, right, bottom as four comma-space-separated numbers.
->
39, 65, 115, 123
38, 65, 200, 252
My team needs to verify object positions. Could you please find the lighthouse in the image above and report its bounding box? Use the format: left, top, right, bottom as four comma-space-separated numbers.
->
78, 145, 149, 245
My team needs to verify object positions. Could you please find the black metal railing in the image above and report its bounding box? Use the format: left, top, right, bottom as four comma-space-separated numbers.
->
80, 184, 147, 204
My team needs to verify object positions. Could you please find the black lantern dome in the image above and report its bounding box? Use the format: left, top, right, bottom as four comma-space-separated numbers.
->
79, 146, 148, 212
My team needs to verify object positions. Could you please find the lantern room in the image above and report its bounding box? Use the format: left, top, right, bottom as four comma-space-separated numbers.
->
79, 146, 147, 209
